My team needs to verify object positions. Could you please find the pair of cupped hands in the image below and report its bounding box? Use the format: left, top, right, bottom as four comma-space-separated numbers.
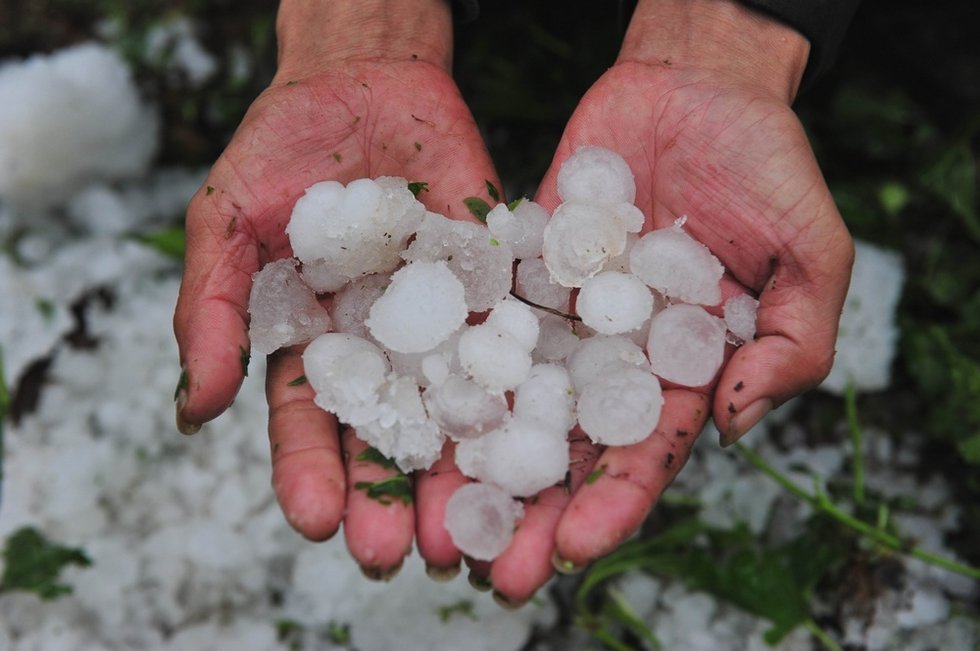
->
173, 0, 853, 607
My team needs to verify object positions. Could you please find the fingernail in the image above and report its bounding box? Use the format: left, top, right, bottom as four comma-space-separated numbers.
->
467, 570, 492, 592
721, 398, 773, 447
551, 549, 586, 575
360, 559, 403, 582
425, 562, 461, 582
492, 590, 529, 610
175, 392, 201, 436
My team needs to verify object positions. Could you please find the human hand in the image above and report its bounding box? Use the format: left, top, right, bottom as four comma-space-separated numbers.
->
478, 0, 854, 601
173, 0, 499, 578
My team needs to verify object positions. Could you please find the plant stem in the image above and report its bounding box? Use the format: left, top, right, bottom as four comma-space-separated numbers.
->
844, 384, 865, 506
804, 618, 843, 651
734, 443, 980, 580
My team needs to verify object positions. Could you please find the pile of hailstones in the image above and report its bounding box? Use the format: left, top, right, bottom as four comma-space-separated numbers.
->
248, 147, 758, 561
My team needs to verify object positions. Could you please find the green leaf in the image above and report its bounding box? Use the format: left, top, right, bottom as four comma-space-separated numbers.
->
240, 346, 250, 377
131, 227, 186, 260
463, 197, 491, 223
407, 181, 429, 198
436, 599, 478, 623
485, 180, 500, 202
1, 527, 91, 600
507, 197, 525, 211
354, 475, 413, 505
173, 369, 189, 401
921, 140, 979, 241
324, 621, 350, 644
585, 465, 605, 484
355, 446, 397, 470
287, 374, 307, 387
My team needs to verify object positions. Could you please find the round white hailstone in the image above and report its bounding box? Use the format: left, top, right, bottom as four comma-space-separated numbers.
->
603, 232, 639, 274
456, 416, 570, 497
566, 334, 650, 393
513, 364, 576, 434
284, 180, 345, 262
329, 273, 390, 339
402, 211, 514, 311
724, 293, 759, 343
423, 375, 509, 440
516, 258, 571, 310
366, 260, 467, 354
542, 202, 629, 287
647, 303, 727, 387
458, 323, 533, 391
299, 258, 352, 293
248, 258, 331, 355
303, 333, 389, 414
577, 271, 654, 335
358, 375, 445, 472
534, 314, 581, 363
510, 199, 550, 259
444, 483, 524, 561
484, 297, 540, 351
577, 366, 664, 446
556, 146, 636, 206
421, 353, 450, 386
629, 225, 724, 306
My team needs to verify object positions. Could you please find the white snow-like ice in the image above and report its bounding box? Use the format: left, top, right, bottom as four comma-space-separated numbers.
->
724, 293, 759, 343
443, 483, 524, 561
556, 146, 636, 206
577, 271, 654, 335
248, 258, 331, 355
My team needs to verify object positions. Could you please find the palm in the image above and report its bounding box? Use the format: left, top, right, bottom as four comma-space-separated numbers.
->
174, 61, 499, 572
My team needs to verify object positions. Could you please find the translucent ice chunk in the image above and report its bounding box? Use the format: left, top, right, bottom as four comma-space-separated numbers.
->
556, 146, 636, 206
365, 260, 467, 354
723, 294, 759, 343
629, 224, 723, 306
577, 366, 663, 446
299, 258, 350, 293
576, 271, 654, 335
248, 258, 331, 355
533, 315, 581, 363
329, 272, 390, 339
357, 375, 445, 472
515, 258, 571, 310
566, 335, 650, 392
542, 202, 629, 287
444, 483, 524, 561
646, 304, 726, 387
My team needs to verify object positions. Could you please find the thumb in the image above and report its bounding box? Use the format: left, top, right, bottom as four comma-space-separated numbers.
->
173, 181, 259, 433
714, 231, 855, 445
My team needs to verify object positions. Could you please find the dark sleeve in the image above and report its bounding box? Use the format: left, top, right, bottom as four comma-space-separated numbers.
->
737, 0, 863, 86
452, 0, 480, 22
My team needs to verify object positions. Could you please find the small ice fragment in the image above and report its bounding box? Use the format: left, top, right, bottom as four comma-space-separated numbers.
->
577, 366, 663, 446
423, 375, 508, 440
556, 146, 636, 206
723, 293, 759, 343
576, 271, 654, 335
515, 258, 571, 310
329, 273, 390, 339
629, 224, 723, 306
248, 258, 331, 354
484, 297, 540, 351
455, 416, 569, 497
566, 335, 650, 393
444, 483, 524, 561
402, 211, 513, 311
542, 202, 629, 287
646, 304, 726, 387
357, 375, 445, 472
365, 260, 467, 354
299, 258, 351, 293
458, 323, 533, 391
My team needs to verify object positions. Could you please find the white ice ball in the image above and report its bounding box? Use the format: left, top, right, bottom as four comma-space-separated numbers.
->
576, 271, 654, 335
444, 483, 524, 561
629, 224, 724, 306
458, 323, 533, 391
556, 146, 636, 206
646, 304, 727, 387
577, 366, 663, 446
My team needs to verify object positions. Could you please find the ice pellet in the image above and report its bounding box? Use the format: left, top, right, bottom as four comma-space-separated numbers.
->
329, 273, 390, 339
629, 224, 723, 306
533, 315, 580, 363
576, 271, 654, 335
302, 333, 389, 417
513, 364, 576, 435
358, 375, 445, 472
248, 258, 331, 355
365, 260, 467, 354
458, 323, 532, 391
484, 297, 540, 351
577, 366, 663, 446
556, 146, 636, 206
723, 294, 759, 343
423, 375, 508, 440
444, 483, 524, 561
566, 335, 650, 393
516, 258, 571, 310
647, 304, 726, 387
542, 202, 629, 287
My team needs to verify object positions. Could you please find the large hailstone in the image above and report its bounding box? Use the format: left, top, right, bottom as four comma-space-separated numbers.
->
444, 483, 524, 561
565, 335, 650, 393
402, 211, 514, 311
458, 323, 532, 391
647, 304, 727, 387
577, 366, 663, 446
365, 260, 467, 354
629, 223, 724, 306
576, 271, 654, 335
286, 176, 424, 281
556, 146, 636, 206
542, 202, 631, 288
302, 333, 390, 420
248, 258, 331, 355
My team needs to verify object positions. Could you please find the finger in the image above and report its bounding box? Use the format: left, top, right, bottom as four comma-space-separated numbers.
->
554, 390, 710, 566
414, 440, 469, 578
173, 182, 258, 431
488, 432, 601, 604
714, 222, 855, 445
266, 345, 346, 541
342, 431, 416, 579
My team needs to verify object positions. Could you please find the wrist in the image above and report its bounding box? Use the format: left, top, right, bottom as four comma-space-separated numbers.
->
618, 0, 810, 103
275, 0, 454, 79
